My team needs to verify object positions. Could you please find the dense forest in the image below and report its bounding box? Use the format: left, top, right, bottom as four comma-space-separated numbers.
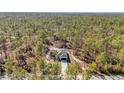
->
0, 13, 124, 80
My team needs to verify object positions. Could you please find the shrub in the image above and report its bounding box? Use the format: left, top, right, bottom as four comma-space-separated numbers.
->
66, 63, 81, 79
90, 62, 98, 72
82, 70, 92, 80
114, 64, 121, 74
118, 48, 124, 64
96, 52, 108, 64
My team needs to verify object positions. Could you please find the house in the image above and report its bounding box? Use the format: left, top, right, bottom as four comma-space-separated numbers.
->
55, 50, 69, 62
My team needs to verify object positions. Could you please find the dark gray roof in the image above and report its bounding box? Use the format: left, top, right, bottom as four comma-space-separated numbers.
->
56, 50, 68, 59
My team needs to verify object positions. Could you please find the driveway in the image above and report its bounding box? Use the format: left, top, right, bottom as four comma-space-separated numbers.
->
61, 60, 68, 75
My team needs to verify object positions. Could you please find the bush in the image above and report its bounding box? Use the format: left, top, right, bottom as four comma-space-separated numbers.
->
90, 62, 98, 72
118, 48, 124, 64
37, 57, 45, 71
66, 63, 81, 79
4, 60, 13, 75
114, 64, 122, 74
96, 52, 108, 64
103, 64, 109, 74
50, 50, 58, 59
98, 63, 106, 73
12, 66, 27, 80
50, 62, 61, 75
82, 70, 91, 80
